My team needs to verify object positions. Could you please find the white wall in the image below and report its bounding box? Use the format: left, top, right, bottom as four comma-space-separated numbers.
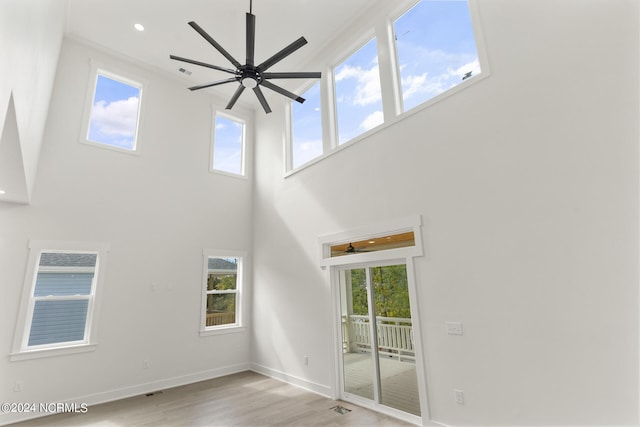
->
0, 38, 254, 425
0, 0, 66, 203
251, 0, 639, 425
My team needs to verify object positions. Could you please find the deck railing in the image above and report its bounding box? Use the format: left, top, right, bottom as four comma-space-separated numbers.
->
342, 315, 415, 362
206, 312, 235, 326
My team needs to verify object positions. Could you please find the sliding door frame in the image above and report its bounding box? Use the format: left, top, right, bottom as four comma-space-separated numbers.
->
319, 215, 430, 424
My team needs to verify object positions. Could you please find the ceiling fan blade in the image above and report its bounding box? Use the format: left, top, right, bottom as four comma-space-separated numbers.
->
170, 55, 237, 75
261, 80, 305, 103
188, 77, 238, 91
263, 72, 321, 79
257, 37, 308, 71
226, 85, 246, 110
246, 13, 256, 66
188, 21, 242, 69
253, 86, 272, 114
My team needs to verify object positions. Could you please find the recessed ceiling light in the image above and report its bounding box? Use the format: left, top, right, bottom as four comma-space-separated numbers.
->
134, 23, 145, 32
0, 189, 6, 195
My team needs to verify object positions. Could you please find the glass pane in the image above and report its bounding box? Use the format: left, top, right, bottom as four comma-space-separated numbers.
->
35, 252, 97, 296
330, 231, 415, 257
34, 273, 94, 296
207, 257, 238, 290
372, 265, 420, 416
334, 38, 383, 145
28, 300, 89, 346
213, 115, 244, 175
205, 294, 236, 326
395, 0, 480, 112
291, 82, 323, 169
340, 268, 374, 400
88, 73, 141, 150
39, 252, 97, 268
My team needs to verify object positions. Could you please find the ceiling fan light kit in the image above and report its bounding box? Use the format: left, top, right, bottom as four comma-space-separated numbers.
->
170, 0, 321, 114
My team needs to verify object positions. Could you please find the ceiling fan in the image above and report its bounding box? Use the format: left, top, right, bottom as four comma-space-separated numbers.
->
170, 0, 321, 114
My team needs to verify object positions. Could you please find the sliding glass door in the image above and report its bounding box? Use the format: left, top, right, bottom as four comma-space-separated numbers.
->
338, 262, 421, 416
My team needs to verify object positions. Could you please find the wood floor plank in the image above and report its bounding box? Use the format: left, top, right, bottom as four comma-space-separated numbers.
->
10, 371, 414, 426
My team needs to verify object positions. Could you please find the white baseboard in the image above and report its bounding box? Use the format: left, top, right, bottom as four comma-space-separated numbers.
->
0, 362, 250, 426
249, 362, 333, 398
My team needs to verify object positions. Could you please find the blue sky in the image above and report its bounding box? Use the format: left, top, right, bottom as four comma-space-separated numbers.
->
291, 82, 323, 169
213, 115, 244, 175
291, 0, 480, 168
395, 0, 480, 111
88, 74, 141, 150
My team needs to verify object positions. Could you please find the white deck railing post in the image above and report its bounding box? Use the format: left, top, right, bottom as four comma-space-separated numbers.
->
343, 315, 415, 362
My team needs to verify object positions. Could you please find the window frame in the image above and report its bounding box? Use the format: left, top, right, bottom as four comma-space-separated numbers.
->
10, 241, 110, 361
210, 110, 247, 178
200, 249, 247, 336
332, 35, 384, 147
284, 0, 489, 175
79, 60, 146, 156
286, 80, 325, 171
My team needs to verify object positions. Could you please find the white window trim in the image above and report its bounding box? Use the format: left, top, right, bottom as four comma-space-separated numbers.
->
10, 241, 110, 362
79, 59, 147, 156
284, 0, 490, 176
210, 109, 249, 179
200, 249, 247, 336
318, 215, 424, 268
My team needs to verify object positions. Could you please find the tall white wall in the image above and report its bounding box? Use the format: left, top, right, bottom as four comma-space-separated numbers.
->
251, 0, 639, 425
0, 0, 66, 203
0, 39, 254, 425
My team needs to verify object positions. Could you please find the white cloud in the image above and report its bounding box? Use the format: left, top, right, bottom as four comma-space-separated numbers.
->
400, 58, 481, 102
359, 110, 384, 132
402, 72, 428, 99
90, 97, 139, 137
335, 63, 382, 107
293, 139, 323, 168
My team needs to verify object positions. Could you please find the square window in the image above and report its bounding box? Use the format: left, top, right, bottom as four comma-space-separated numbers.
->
334, 37, 383, 145
86, 71, 142, 151
291, 82, 323, 169
394, 0, 481, 112
212, 113, 245, 176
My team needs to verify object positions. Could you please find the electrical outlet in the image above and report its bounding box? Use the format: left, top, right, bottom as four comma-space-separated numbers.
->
143, 359, 151, 369
446, 321, 463, 335
303, 356, 308, 366
13, 381, 23, 392
454, 389, 465, 405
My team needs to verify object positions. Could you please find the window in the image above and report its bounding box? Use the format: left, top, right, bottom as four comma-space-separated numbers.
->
334, 37, 383, 145
394, 0, 481, 112
11, 241, 109, 361
284, 0, 486, 174
290, 82, 323, 169
330, 231, 415, 257
84, 68, 143, 152
212, 113, 245, 176
201, 250, 246, 334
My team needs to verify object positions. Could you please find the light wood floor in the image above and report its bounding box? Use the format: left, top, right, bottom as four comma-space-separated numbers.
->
11, 371, 414, 426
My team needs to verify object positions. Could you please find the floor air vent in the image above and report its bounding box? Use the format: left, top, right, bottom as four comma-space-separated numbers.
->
330, 405, 352, 415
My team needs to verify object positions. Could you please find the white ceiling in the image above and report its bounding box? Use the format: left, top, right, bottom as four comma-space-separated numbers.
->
64, 0, 380, 109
